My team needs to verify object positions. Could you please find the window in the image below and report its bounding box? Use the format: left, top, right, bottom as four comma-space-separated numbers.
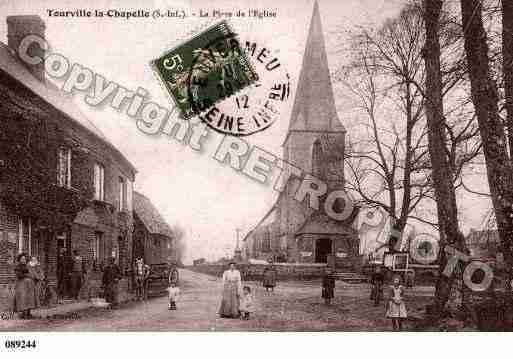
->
119, 177, 127, 211
126, 179, 133, 212
92, 231, 103, 268
93, 163, 105, 201
261, 231, 271, 252
17, 217, 31, 255
312, 140, 326, 180
57, 147, 71, 188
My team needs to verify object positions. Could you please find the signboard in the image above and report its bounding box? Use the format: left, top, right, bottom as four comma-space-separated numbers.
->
300, 251, 312, 257
384, 253, 394, 268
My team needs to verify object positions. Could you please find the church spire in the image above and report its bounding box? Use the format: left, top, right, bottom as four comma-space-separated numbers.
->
286, 1, 345, 134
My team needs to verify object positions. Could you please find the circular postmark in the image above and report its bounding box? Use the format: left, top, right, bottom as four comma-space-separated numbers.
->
186, 30, 292, 136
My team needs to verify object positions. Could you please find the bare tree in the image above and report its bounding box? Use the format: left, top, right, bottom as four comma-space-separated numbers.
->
503, 0, 513, 159
341, 4, 431, 235
340, 3, 480, 236
460, 0, 513, 287
423, 0, 467, 314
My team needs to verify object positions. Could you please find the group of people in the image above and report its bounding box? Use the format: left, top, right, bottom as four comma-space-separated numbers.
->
133, 257, 180, 310
57, 249, 86, 301
13, 252, 408, 330
12, 253, 45, 319
218, 262, 253, 319
217, 263, 278, 320
320, 265, 408, 331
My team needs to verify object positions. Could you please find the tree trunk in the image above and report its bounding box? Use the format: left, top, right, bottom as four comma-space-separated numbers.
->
502, 0, 513, 293
423, 0, 464, 314
503, 0, 513, 162
461, 0, 513, 293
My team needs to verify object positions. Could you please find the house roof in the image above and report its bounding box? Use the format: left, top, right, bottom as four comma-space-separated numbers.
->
0, 41, 137, 174
133, 191, 174, 238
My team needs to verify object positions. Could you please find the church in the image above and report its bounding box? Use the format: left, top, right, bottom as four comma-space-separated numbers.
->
243, 2, 359, 266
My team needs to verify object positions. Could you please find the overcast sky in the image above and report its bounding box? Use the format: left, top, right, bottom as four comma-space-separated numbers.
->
1, 0, 493, 263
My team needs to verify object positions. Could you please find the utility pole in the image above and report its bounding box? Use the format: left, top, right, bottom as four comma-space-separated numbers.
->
234, 228, 242, 261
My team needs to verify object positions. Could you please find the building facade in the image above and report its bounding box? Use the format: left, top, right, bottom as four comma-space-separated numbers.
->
466, 229, 500, 259
0, 15, 136, 309
133, 191, 175, 265
243, 3, 359, 266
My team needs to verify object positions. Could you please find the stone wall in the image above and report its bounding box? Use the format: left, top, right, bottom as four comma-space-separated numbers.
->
188, 263, 330, 281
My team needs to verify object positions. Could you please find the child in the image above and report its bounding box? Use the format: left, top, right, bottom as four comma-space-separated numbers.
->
386, 275, 407, 331
239, 286, 254, 320
167, 282, 180, 310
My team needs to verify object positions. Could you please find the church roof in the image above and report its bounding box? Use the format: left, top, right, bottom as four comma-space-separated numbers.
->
295, 206, 359, 236
286, 1, 345, 139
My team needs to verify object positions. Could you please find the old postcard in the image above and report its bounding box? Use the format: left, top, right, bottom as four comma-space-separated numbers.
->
1, 0, 513, 353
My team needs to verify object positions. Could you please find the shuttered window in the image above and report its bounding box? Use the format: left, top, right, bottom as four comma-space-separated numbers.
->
57, 147, 71, 188
93, 163, 105, 201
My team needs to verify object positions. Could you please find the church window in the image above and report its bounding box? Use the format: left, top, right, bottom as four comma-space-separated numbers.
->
312, 139, 326, 179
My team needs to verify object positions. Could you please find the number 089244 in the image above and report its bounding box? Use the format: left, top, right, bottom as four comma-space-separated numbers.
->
4, 339, 37, 349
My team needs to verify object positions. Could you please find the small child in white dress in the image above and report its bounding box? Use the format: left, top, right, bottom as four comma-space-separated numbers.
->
239, 286, 255, 320
386, 275, 407, 331
168, 282, 180, 310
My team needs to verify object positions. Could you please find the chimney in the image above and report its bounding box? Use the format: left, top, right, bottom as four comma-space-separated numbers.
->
7, 15, 45, 82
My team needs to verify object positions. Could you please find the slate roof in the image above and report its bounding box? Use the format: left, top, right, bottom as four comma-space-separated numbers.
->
133, 191, 174, 238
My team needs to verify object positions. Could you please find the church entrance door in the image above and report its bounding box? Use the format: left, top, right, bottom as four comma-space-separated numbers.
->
315, 238, 332, 263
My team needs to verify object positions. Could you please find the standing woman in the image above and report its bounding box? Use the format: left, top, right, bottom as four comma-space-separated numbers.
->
13, 253, 37, 319
386, 275, 408, 331
28, 256, 44, 308
262, 264, 277, 294
218, 262, 242, 318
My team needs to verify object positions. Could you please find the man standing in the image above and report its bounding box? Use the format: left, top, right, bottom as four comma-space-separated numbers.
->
57, 248, 68, 299
370, 265, 385, 306
70, 250, 85, 300
134, 258, 147, 300
322, 269, 336, 305
102, 257, 122, 307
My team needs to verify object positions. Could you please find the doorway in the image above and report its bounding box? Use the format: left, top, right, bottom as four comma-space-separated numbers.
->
315, 238, 332, 263
56, 231, 71, 299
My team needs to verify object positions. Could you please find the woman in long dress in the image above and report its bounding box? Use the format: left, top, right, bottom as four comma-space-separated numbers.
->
13, 253, 37, 319
28, 256, 44, 308
386, 275, 408, 331
219, 262, 242, 318
262, 265, 277, 293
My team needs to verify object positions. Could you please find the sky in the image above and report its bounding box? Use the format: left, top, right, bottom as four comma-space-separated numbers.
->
0, 0, 493, 263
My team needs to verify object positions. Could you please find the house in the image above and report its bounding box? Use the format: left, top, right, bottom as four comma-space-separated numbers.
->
133, 191, 175, 265
0, 15, 136, 309
466, 229, 500, 259
244, 3, 359, 266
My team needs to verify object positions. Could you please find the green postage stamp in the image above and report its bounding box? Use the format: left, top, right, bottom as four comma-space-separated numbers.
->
151, 21, 259, 119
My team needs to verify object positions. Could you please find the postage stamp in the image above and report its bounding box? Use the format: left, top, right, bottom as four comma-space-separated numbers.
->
151, 21, 258, 121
